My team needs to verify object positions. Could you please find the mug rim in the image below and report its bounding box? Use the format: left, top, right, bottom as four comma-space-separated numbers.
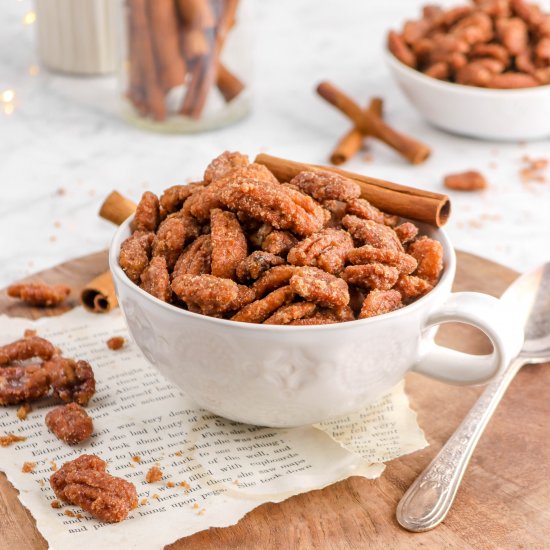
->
109, 216, 456, 332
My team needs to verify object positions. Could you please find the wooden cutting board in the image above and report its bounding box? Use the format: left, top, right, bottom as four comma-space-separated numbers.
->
1, 251, 549, 550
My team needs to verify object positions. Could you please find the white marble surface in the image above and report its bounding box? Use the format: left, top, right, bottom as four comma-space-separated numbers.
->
1, 0, 549, 288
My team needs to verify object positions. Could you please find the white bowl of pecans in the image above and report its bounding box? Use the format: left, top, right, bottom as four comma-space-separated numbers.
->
386, 0, 550, 141
109, 152, 523, 427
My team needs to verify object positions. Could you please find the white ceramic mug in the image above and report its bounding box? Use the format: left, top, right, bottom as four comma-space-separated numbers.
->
110, 218, 524, 427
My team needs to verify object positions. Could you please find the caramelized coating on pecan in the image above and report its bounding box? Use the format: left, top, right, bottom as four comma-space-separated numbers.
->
159, 182, 206, 214
211, 209, 248, 280
203, 151, 249, 184
219, 178, 327, 237
359, 289, 403, 319
132, 191, 160, 232
0, 365, 50, 405
0, 336, 56, 365
287, 228, 354, 275
172, 274, 254, 316
342, 264, 400, 291
231, 286, 295, 323
152, 216, 200, 270
342, 215, 403, 252
346, 198, 385, 224
252, 265, 297, 298
290, 267, 350, 308
444, 170, 488, 191
289, 306, 355, 325
261, 230, 298, 257
395, 274, 433, 302
172, 235, 212, 278
236, 251, 285, 282
50, 454, 138, 523
7, 283, 70, 308
347, 245, 417, 274
263, 302, 317, 325
394, 222, 419, 244
408, 236, 444, 285
289, 170, 361, 202
140, 256, 171, 302
44, 357, 96, 406
119, 231, 154, 284
45, 403, 93, 445
323, 200, 348, 227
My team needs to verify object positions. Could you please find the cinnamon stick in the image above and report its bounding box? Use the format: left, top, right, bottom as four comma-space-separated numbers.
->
81, 271, 118, 314
317, 81, 431, 165
330, 98, 383, 166
255, 153, 450, 227
216, 63, 245, 102
99, 192, 137, 226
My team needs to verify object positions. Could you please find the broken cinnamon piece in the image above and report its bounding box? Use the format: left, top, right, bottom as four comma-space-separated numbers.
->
444, 170, 488, 191
317, 81, 431, 165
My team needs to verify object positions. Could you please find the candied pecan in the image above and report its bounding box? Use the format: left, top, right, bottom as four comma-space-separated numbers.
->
444, 170, 488, 191
394, 222, 419, 244
342, 264, 400, 291
347, 245, 417, 274
249, 223, 274, 248
289, 306, 355, 325
289, 171, 361, 202
359, 290, 403, 319
146, 465, 163, 483
323, 200, 348, 227
231, 286, 295, 323
388, 30, 417, 67
287, 228, 354, 275
403, 19, 430, 44
470, 42, 510, 64
7, 283, 70, 308
252, 265, 297, 298
452, 12, 493, 45
511, 0, 544, 28
409, 236, 444, 285
119, 231, 154, 284
44, 357, 96, 406
490, 72, 539, 88
106, 337, 125, 351
45, 403, 93, 445
159, 182, 206, 214
261, 230, 298, 257
203, 151, 249, 184
535, 67, 550, 84
424, 61, 450, 79
140, 256, 171, 302
440, 5, 473, 27
0, 336, 56, 365
50, 454, 137, 523
152, 216, 200, 270
173, 235, 212, 278
289, 317, 337, 326
497, 17, 529, 55
395, 275, 433, 301
346, 198, 385, 224
290, 267, 349, 308
211, 209, 248, 280
428, 35, 469, 65
515, 48, 537, 73
132, 191, 160, 233
0, 365, 50, 405
477, 0, 511, 18
219, 177, 327, 237
172, 274, 254, 316
263, 302, 317, 325
236, 251, 285, 282
342, 215, 403, 252
456, 61, 494, 86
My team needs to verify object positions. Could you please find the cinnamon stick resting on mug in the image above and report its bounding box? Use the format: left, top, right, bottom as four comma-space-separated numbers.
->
255, 153, 450, 227
317, 81, 431, 165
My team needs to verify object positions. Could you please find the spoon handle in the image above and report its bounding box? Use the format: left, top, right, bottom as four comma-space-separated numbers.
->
396, 357, 525, 532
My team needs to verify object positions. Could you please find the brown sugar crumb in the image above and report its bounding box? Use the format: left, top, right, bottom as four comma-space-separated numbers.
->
174, 451, 183, 457
0, 433, 26, 447
193, 502, 200, 509
23, 329, 37, 337
51, 500, 62, 509
180, 481, 191, 491
166, 481, 175, 488
140, 498, 148, 506
56, 187, 66, 196
50, 461, 58, 471
198, 509, 206, 516
233, 479, 240, 485
65, 510, 75, 518
38, 479, 45, 487
152, 493, 160, 500
17, 403, 31, 420
145, 465, 163, 483
519, 156, 548, 184
106, 336, 125, 351
22, 461, 36, 473
132, 455, 141, 463
444, 171, 488, 191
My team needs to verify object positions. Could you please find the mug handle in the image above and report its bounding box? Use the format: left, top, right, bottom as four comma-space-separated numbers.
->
412, 292, 524, 385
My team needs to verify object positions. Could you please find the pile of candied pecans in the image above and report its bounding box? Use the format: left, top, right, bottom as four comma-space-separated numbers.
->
388, 0, 550, 88
119, 151, 444, 324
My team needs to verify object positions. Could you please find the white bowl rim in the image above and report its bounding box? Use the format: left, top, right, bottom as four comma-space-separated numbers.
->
109, 216, 455, 332
385, 49, 550, 97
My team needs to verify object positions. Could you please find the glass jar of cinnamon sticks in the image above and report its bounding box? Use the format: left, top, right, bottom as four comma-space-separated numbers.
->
120, 0, 251, 132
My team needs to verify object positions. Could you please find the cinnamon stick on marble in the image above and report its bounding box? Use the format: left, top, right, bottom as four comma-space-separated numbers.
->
255, 153, 450, 227
317, 81, 431, 165
331, 98, 383, 166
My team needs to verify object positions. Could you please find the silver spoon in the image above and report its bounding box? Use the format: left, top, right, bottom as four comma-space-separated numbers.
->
396, 262, 550, 532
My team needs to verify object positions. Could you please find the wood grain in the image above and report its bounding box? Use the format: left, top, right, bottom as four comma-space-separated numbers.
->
1, 251, 549, 550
